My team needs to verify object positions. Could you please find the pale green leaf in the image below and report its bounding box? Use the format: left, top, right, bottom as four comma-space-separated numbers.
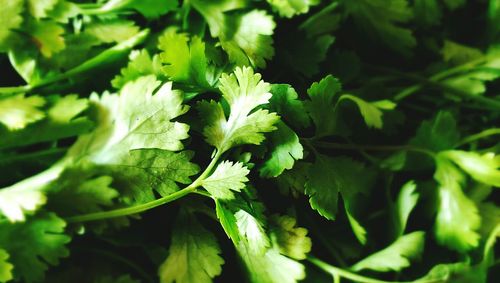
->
159, 209, 224, 283
112, 49, 163, 89
0, 95, 45, 131
48, 95, 88, 123
28, 0, 59, 19
0, 249, 13, 282
267, 0, 320, 18
434, 156, 481, 252
0, 0, 24, 51
395, 181, 419, 237
28, 21, 65, 57
0, 186, 46, 223
351, 231, 426, 272
84, 20, 140, 44
201, 161, 250, 199
201, 67, 279, 153
442, 150, 500, 187
270, 215, 312, 260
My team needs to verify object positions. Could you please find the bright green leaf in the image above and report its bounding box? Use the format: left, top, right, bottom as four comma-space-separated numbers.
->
202, 161, 250, 200
0, 95, 45, 131
0, 249, 13, 282
394, 181, 419, 237
0, 0, 24, 51
270, 215, 312, 260
442, 150, 500, 187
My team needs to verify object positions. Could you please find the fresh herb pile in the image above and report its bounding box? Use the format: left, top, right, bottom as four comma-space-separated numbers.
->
0, 0, 499, 282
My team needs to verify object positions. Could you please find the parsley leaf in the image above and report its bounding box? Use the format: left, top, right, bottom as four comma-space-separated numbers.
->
0, 95, 45, 131
0, 0, 24, 51
270, 215, 312, 260
0, 249, 13, 282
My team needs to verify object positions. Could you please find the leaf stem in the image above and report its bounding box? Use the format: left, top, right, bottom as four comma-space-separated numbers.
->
307, 140, 436, 158
66, 150, 222, 223
457, 128, 500, 146
299, 1, 340, 31
0, 29, 149, 97
308, 256, 444, 283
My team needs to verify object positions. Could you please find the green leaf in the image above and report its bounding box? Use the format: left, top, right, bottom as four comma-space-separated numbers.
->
191, 1, 276, 68
414, 0, 442, 26
286, 34, 335, 77
158, 29, 210, 86
215, 200, 241, 242
0, 213, 71, 282
28, 20, 65, 58
27, 0, 59, 19
47, 95, 88, 124
70, 76, 190, 160
201, 161, 250, 200
101, 0, 178, 18
234, 209, 306, 283
304, 75, 342, 137
112, 49, 163, 89
338, 95, 395, 129
442, 40, 483, 65
0, 95, 46, 131
260, 121, 304, 178
111, 149, 199, 201
0, 184, 47, 222
269, 84, 310, 129
305, 155, 374, 221
158, 209, 224, 283
442, 150, 500, 187
270, 215, 312, 260
394, 181, 419, 237
343, 0, 416, 55
410, 111, 460, 151
345, 205, 367, 245
434, 156, 481, 252
84, 20, 140, 44
0, 0, 24, 51
200, 67, 279, 153
351, 231, 426, 272
0, 249, 13, 283
267, 0, 319, 18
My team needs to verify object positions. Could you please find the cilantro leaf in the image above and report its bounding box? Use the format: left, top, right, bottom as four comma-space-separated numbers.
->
111, 149, 199, 201
343, 0, 416, 55
84, 20, 140, 44
0, 249, 13, 282
191, 1, 276, 68
410, 111, 460, 151
394, 181, 419, 237
158, 209, 224, 283
201, 161, 249, 200
47, 94, 88, 123
304, 75, 342, 137
434, 156, 481, 252
0, 184, 47, 222
0, 213, 70, 282
234, 210, 306, 283
267, 0, 319, 18
442, 150, 500, 187
200, 67, 279, 153
270, 215, 312, 260
338, 95, 396, 129
112, 49, 163, 89
0, 0, 24, 51
0, 95, 45, 131
158, 29, 211, 87
351, 231, 426, 272
260, 121, 304, 178
27, 0, 59, 19
269, 84, 310, 129
28, 20, 65, 58
305, 155, 374, 221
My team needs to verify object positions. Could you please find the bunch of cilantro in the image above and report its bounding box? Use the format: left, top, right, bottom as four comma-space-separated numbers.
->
0, 0, 499, 282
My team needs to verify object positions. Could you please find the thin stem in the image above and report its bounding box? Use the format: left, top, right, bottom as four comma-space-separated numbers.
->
457, 128, 500, 146
0, 147, 67, 164
308, 256, 444, 283
299, 1, 339, 31
367, 65, 500, 110
308, 140, 436, 158
0, 29, 149, 97
66, 151, 223, 223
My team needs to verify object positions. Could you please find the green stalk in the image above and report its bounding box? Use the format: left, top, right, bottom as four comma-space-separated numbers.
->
457, 128, 500, 146
308, 257, 444, 283
0, 29, 149, 96
66, 151, 222, 223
